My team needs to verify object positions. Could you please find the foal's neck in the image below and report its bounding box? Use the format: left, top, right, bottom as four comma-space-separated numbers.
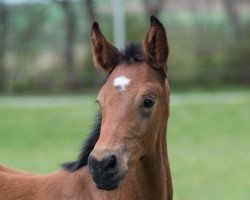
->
121, 113, 172, 200
140, 119, 172, 200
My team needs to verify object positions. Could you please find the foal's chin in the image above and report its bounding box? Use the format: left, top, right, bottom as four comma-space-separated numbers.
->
95, 174, 125, 191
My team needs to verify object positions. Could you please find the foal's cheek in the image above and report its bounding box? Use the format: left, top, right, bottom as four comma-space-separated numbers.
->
145, 110, 161, 144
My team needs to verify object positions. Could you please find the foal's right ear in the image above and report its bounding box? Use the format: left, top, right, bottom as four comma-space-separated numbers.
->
91, 22, 121, 75
143, 16, 169, 72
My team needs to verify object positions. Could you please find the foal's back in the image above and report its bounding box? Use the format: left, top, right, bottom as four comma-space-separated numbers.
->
0, 168, 39, 200
0, 165, 93, 200
0, 164, 36, 176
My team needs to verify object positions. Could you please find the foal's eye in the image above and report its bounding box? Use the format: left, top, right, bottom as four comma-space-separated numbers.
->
143, 99, 154, 108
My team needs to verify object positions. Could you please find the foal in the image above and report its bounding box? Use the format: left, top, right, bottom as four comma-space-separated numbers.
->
0, 16, 173, 200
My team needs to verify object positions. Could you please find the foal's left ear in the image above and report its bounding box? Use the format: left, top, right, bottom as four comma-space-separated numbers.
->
143, 16, 169, 72
91, 22, 121, 75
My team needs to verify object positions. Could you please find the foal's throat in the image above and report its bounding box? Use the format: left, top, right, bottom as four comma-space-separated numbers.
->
122, 121, 170, 200
143, 125, 169, 198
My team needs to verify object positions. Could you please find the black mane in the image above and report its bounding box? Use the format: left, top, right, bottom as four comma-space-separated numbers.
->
120, 43, 166, 79
120, 43, 144, 64
62, 112, 101, 171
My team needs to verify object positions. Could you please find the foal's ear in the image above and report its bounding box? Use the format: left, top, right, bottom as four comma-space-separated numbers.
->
143, 16, 169, 71
91, 22, 121, 74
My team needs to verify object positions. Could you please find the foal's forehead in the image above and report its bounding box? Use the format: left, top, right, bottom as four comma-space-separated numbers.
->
100, 63, 163, 96
113, 63, 160, 81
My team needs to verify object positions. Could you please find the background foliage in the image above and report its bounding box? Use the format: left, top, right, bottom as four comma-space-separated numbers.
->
0, 0, 249, 94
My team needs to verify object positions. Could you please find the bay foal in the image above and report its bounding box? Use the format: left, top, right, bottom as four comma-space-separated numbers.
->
0, 16, 173, 200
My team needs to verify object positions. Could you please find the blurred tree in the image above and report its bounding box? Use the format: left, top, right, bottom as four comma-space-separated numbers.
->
84, 0, 96, 23
7, 4, 47, 92
82, 0, 99, 87
143, 0, 166, 17
222, 0, 241, 38
0, 2, 9, 92
60, 0, 78, 89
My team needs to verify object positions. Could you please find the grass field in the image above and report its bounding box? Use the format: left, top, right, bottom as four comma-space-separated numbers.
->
0, 91, 249, 200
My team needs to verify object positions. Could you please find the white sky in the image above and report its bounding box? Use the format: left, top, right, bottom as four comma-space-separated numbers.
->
2, 0, 51, 5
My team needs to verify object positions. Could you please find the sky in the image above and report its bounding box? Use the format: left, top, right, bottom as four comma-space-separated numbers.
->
2, 0, 51, 5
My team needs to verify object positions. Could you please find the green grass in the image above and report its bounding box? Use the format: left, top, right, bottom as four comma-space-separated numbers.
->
0, 95, 97, 172
169, 91, 250, 200
0, 91, 249, 200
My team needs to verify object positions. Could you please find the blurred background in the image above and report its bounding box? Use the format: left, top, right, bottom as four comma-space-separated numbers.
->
0, 0, 249, 93
0, 0, 249, 199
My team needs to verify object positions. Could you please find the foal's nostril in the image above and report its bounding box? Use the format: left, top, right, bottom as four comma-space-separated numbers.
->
88, 154, 118, 175
103, 155, 118, 171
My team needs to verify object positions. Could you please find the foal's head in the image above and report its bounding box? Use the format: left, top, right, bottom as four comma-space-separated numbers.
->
88, 16, 170, 191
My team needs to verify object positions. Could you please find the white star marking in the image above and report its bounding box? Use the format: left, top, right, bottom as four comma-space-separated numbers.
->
113, 76, 131, 92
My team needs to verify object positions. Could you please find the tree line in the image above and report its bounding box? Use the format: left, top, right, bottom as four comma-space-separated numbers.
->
0, 0, 249, 93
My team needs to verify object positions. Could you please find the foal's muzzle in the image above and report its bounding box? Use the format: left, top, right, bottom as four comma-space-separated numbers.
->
88, 154, 124, 191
